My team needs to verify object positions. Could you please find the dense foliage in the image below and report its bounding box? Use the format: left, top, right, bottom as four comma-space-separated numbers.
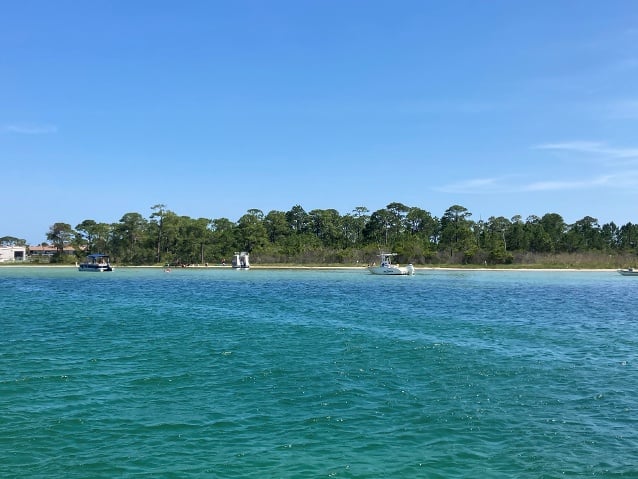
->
23, 203, 638, 266
0, 236, 27, 246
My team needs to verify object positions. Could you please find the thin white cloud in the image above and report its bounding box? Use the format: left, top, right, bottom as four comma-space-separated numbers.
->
535, 141, 638, 159
437, 141, 638, 195
4, 123, 58, 134
604, 170, 638, 188
435, 176, 514, 194
437, 171, 638, 195
522, 175, 613, 192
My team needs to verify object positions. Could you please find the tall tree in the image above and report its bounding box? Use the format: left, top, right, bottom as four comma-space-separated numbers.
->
286, 205, 309, 233
619, 222, 638, 251
46, 222, 75, 261
351, 206, 370, 245
525, 216, 552, 253
264, 210, 290, 244
0, 236, 26, 246
341, 214, 359, 247
566, 216, 602, 252
364, 208, 394, 246
406, 207, 438, 240
386, 202, 410, 243
308, 208, 342, 247
75, 219, 99, 252
236, 209, 268, 252
540, 213, 566, 252
150, 204, 166, 262
113, 213, 148, 263
440, 205, 473, 256
210, 218, 236, 261
485, 216, 513, 263
160, 211, 182, 258
600, 221, 620, 250
176, 216, 212, 264
487, 216, 511, 250
506, 215, 529, 251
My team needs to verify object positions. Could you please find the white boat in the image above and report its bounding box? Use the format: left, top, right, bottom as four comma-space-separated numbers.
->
232, 251, 250, 269
78, 253, 113, 272
618, 268, 638, 276
368, 253, 414, 275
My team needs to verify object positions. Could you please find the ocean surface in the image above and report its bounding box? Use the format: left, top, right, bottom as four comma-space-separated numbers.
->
1, 266, 637, 478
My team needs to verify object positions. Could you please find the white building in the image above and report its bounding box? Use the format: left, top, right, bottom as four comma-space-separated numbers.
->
0, 246, 26, 262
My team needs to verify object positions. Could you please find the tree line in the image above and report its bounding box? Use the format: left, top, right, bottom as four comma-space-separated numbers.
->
5, 202, 638, 266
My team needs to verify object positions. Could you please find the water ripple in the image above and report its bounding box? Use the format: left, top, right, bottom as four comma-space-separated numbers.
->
1, 268, 637, 477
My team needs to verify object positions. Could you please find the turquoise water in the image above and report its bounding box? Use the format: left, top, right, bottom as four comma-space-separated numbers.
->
1, 267, 637, 478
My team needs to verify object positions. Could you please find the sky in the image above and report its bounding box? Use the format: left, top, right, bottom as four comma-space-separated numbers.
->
2, 1, 638, 244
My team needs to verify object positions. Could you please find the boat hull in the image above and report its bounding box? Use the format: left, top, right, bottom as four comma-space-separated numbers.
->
618, 269, 638, 276
368, 264, 415, 275
78, 253, 113, 272
79, 264, 113, 272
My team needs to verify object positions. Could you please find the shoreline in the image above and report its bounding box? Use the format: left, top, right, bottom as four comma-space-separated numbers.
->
0, 263, 620, 272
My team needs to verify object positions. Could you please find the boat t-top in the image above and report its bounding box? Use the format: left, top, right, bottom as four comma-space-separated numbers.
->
368, 253, 414, 275
232, 251, 250, 269
78, 253, 113, 272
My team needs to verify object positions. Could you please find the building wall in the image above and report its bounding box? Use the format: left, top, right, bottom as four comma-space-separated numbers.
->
0, 246, 26, 262
28, 245, 76, 256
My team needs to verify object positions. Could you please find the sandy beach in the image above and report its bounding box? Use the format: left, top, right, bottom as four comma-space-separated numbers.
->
0, 263, 619, 272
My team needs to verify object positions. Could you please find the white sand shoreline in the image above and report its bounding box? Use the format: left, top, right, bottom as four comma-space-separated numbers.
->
0, 264, 620, 272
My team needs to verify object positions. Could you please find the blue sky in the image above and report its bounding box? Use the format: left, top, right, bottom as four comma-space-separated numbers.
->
2, 1, 638, 244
